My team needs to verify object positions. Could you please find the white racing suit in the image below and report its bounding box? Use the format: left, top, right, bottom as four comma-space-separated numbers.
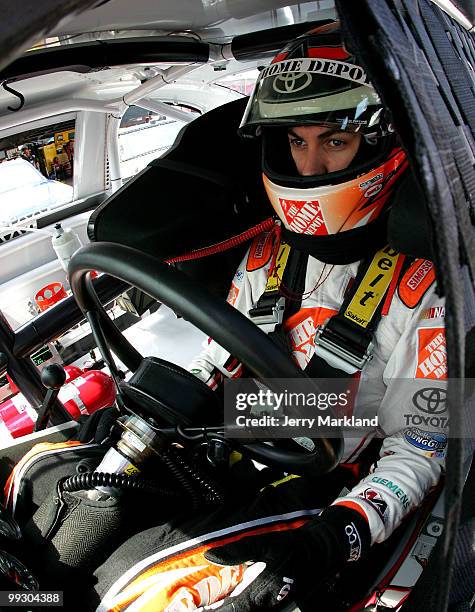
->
189, 230, 448, 545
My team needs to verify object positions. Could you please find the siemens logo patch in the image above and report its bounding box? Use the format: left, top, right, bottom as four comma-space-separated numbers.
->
371, 477, 411, 509
404, 428, 447, 455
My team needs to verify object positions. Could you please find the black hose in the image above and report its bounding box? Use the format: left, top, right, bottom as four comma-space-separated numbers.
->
61, 471, 180, 497
159, 446, 224, 507
64, 452, 225, 508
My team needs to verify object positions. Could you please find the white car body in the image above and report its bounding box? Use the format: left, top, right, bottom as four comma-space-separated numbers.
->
0, 158, 73, 224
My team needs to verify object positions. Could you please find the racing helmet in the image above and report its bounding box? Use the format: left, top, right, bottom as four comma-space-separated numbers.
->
239, 22, 409, 263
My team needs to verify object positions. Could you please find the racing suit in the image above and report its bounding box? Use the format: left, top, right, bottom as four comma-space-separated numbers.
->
189, 229, 448, 545
90, 231, 448, 612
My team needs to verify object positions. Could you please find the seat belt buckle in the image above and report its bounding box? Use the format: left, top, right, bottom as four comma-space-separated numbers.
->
248, 296, 286, 330
314, 319, 373, 375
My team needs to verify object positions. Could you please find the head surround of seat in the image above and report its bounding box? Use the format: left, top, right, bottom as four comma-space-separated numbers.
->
89, 98, 271, 260
388, 170, 435, 261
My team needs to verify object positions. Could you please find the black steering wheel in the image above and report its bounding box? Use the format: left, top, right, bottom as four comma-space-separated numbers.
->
69, 242, 343, 475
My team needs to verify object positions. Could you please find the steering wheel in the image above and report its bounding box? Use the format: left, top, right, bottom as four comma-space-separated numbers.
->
69, 242, 343, 475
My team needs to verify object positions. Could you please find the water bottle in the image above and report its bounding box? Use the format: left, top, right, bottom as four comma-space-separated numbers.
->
51, 223, 82, 272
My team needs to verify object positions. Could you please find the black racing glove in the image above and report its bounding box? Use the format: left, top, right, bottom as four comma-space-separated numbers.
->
204, 505, 370, 610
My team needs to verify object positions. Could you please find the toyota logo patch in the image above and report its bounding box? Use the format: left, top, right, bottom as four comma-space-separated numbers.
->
412, 388, 447, 414
273, 72, 313, 94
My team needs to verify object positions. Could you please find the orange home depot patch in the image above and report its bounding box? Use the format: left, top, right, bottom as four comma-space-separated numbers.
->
416, 327, 447, 380
246, 231, 275, 271
398, 259, 436, 308
284, 307, 337, 369
280, 198, 328, 236
226, 282, 240, 306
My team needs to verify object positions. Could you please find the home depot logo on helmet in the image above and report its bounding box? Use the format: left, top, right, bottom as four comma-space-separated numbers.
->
281, 199, 327, 235
261, 57, 371, 87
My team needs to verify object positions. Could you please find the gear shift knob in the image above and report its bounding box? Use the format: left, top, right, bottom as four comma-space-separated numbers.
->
41, 363, 67, 390
35, 364, 68, 432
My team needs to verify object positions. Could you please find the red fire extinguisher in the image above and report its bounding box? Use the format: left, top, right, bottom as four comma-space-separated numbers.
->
0, 366, 116, 439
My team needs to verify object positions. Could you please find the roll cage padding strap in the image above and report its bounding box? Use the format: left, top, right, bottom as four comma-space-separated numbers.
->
336, 1, 475, 610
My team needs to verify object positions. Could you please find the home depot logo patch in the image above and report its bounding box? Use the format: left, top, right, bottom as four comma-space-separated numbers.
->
280, 199, 328, 236
416, 327, 447, 380
285, 307, 336, 368
227, 282, 240, 306
288, 314, 317, 368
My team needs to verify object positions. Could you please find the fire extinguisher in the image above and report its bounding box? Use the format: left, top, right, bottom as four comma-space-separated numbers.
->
0, 366, 116, 439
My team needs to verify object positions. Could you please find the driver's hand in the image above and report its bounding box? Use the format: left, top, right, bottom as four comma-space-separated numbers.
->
204, 505, 370, 610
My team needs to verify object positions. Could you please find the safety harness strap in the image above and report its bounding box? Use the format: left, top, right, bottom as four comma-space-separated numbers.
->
249, 237, 406, 376
314, 245, 404, 374
248, 241, 308, 332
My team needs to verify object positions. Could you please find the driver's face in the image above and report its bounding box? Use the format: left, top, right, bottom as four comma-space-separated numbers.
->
287, 125, 362, 176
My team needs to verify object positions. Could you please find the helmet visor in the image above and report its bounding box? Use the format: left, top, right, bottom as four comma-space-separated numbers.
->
240, 57, 384, 135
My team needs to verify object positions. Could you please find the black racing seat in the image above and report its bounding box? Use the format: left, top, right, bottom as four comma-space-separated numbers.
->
388, 171, 435, 260
89, 98, 272, 298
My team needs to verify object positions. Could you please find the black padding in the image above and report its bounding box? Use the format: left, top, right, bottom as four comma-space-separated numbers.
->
174, 244, 248, 299
122, 356, 222, 425
89, 98, 270, 260
13, 445, 107, 527
388, 171, 435, 260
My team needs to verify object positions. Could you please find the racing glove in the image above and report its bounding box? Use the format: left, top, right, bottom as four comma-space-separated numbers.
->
204, 504, 371, 610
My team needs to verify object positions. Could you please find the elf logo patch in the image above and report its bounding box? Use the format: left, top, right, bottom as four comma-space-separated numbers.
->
416, 328, 447, 380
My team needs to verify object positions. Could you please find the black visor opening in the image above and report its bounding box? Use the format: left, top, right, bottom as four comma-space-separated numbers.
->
261, 127, 398, 189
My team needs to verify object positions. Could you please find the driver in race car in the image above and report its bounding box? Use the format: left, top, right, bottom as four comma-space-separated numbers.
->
95, 22, 448, 611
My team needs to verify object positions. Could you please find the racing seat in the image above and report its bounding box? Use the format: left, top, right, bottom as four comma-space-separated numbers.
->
89, 97, 272, 298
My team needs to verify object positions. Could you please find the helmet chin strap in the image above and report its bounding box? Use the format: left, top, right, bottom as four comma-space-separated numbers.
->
281, 210, 391, 264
